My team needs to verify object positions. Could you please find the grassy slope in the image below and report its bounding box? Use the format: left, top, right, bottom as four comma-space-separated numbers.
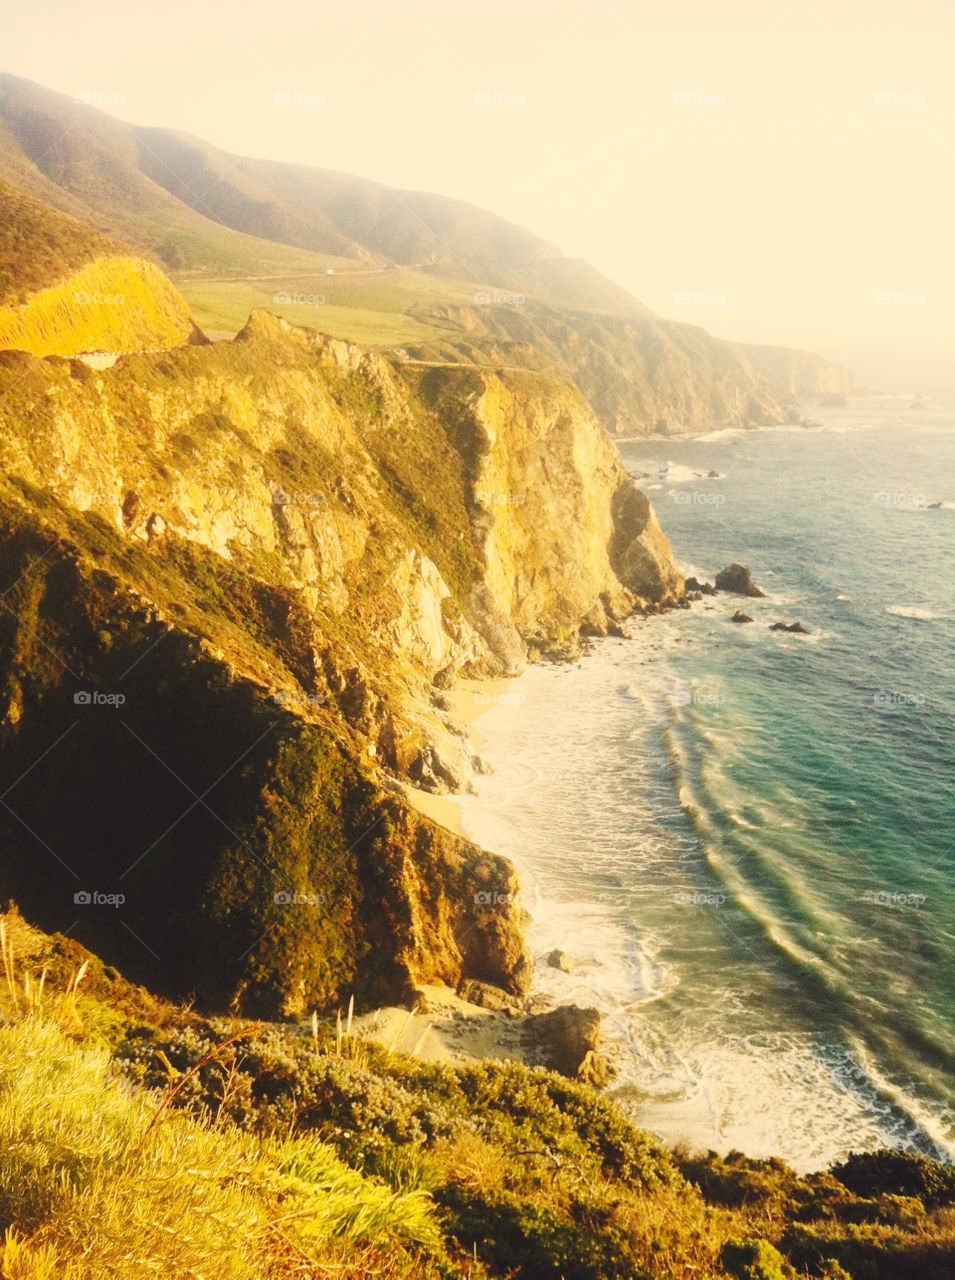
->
0, 179, 119, 306
3, 911, 955, 1280
180, 266, 490, 346
0, 76, 359, 281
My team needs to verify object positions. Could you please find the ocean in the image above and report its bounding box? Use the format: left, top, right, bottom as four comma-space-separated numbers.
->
455, 394, 955, 1172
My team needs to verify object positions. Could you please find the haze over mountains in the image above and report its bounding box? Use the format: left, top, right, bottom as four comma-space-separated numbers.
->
0, 72, 855, 435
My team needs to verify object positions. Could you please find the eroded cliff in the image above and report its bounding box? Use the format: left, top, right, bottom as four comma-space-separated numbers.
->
0, 310, 681, 1014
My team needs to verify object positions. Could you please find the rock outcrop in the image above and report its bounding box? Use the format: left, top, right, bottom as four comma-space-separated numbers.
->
715, 564, 765, 598
769, 621, 809, 634
524, 1004, 613, 1087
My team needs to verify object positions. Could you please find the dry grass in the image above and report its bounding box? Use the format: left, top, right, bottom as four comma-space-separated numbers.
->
0, 1017, 447, 1278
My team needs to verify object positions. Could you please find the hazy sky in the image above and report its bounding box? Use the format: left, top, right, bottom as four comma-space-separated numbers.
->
3, 0, 953, 380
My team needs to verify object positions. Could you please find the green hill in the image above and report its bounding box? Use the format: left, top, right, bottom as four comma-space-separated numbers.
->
0, 177, 117, 307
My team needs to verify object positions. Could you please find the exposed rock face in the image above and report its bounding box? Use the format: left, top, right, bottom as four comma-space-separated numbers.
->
420, 303, 802, 439
0, 311, 678, 1016
736, 342, 858, 400
715, 564, 765, 598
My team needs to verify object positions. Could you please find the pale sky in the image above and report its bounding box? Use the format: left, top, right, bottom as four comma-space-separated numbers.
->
3, 0, 953, 385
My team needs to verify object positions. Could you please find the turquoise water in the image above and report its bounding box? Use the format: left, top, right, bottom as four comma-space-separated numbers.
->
457, 396, 955, 1170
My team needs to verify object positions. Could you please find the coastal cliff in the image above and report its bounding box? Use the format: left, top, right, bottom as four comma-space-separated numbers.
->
0, 308, 681, 1014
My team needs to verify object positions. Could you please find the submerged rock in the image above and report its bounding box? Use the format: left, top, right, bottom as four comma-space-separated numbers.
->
769, 621, 809, 633
730, 610, 754, 623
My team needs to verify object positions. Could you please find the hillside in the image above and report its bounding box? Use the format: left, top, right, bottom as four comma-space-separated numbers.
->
736, 341, 859, 399
0, 72, 855, 434
0, 181, 203, 355
0, 177, 117, 306
0, 74, 355, 279
0, 309, 680, 1013
2, 908, 954, 1280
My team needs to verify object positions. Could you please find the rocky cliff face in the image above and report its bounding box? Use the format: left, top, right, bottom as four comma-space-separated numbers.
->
410, 302, 802, 437
0, 310, 681, 1015
734, 342, 858, 399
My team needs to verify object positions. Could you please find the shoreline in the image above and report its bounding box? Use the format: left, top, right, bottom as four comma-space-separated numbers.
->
402, 676, 509, 839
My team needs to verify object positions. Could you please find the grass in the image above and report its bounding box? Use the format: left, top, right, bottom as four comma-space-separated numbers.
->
180, 273, 462, 346
0, 180, 117, 308
178, 261, 537, 351
0, 1015, 450, 1279
4, 918, 955, 1279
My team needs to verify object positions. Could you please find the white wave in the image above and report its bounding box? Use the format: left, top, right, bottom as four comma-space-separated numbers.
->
886, 605, 942, 621
690, 427, 745, 443
659, 462, 724, 484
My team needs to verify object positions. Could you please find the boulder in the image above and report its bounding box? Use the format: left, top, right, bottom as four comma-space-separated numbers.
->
715, 563, 765, 597
524, 1004, 613, 1085
730, 610, 753, 624
685, 576, 717, 596
545, 949, 574, 973
457, 978, 523, 1012
769, 621, 809, 634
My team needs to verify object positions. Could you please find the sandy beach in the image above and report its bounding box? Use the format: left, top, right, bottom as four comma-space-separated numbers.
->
401, 676, 514, 839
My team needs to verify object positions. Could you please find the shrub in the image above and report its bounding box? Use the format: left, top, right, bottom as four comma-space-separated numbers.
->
830, 1150, 955, 1207
720, 1238, 797, 1280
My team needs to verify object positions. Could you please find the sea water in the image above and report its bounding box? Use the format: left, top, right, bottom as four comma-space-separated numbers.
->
455, 395, 955, 1172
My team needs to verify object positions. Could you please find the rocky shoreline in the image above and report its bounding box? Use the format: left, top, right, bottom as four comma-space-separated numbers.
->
396, 558, 799, 1088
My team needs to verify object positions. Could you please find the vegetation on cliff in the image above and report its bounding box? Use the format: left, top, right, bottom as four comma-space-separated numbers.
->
0, 300, 679, 1012
1, 913, 953, 1280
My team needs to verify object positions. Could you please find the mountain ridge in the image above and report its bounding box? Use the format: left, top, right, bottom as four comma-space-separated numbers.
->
0, 71, 855, 435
